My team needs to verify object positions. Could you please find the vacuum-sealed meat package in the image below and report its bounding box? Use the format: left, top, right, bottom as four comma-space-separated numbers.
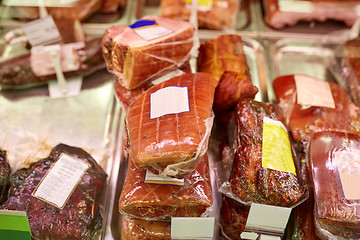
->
126, 72, 217, 177
0, 144, 107, 240
0, 38, 105, 88
309, 131, 360, 239
119, 154, 213, 221
102, 15, 195, 90
273, 74, 360, 143
0, 150, 10, 204
221, 98, 305, 207
263, 0, 359, 29
160, 0, 239, 30
121, 215, 171, 240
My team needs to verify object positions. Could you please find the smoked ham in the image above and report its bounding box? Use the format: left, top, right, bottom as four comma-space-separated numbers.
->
160, 0, 239, 30
119, 155, 213, 220
263, 0, 359, 29
121, 216, 171, 240
343, 37, 360, 107
273, 74, 360, 143
102, 16, 194, 90
309, 131, 360, 238
224, 98, 305, 207
126, 72, 217, 177
0, 150, 10, 205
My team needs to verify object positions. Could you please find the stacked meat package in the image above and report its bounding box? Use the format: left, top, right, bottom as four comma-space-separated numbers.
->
102, 15, 220, 239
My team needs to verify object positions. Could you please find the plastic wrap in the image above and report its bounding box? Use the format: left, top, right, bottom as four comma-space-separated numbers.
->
0, 144, 107, 240
220, 195, 250, 240
0, 38, 105, 88
119, 154, 213, 221
220, 98, 305, 207
273, 74, 360, 144
102, 15, 196, 90
308, 131, 360, 239
121, 215, 171, 240
126, 72, 217, 177
160, 0, 239, 30
263, 0, 360, 29
0, 150, 10, 205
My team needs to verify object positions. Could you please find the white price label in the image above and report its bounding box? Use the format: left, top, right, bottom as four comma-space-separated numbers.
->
3, 0, 77, 7
134, 25, 173, 41
22, 16, 62, 46
32, 154, 90, 208
150, 86, 190, 119
171, 217, 215, 239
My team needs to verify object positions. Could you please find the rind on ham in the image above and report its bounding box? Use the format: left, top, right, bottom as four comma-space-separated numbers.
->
220, 98, 305, 207
263, 0, 358, 29
160, 0, 239, 30
121, 216, 171, 240
309, 131, 360, 239
119, 154, 213, 221
273, 74, 360, 143
102, 15, 194, 90
126, 72, 217, 177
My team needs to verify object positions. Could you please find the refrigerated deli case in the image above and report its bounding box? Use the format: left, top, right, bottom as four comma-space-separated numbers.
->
1, 0, 360, 239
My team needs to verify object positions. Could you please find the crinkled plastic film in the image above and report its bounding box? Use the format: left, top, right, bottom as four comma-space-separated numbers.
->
120, 215, 171, 240
0, 144, 107, 240
263, 0, 360, 29
125, 72, 217, 178
308, 131, 360, 239
160, 0, 240, 31
118, 154, 213, 221
218, 98, 305, 207
273, 74, 360, 144
102, 15, 196, 90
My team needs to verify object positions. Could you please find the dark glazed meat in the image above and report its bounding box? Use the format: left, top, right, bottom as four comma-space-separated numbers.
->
0, 144, 107, 240
0, 150, 10, 204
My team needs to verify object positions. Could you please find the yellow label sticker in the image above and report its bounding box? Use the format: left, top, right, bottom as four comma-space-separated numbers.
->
262, 117, 296, 176
185, 0, 213, 8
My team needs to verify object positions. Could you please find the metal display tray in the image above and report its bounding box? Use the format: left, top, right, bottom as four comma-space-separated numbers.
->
102, 35, 270, 240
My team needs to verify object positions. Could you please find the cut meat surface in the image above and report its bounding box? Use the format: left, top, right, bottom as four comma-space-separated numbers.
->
119, 154, 213, 221
273, 74, 360, 143
309, 131, 360, 238
126, 72, 217, 177
0, 144, 107, 240
102, 15, 194, 90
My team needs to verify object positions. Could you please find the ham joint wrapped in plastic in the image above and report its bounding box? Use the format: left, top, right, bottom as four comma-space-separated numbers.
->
309, 131, 360, 239
160, 0, 239, 30
119, 154, 213, 221
273, 74, 360, 144
221, 98, 305, 207
102, 15, 195, 90
0, 144, 107, 240
126, 72, 217, 177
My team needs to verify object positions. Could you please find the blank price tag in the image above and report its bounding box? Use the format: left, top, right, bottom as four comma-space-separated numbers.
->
3, 0, 77, 7
48, 77, 83, 99
22, 16, 62, 46
171, 217, 215, 239
245, 203, 292, 234
0, 210, 31, 240
144, 171, 185, 186
150, 86, 190, 119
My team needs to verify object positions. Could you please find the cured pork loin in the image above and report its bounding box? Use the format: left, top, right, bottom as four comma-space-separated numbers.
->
0, 150, 10, 204
263, 0, 359, 29
309, 131, 360, 239
273, 74, 360, 143
0, 38, 105, 87
224, 98, 305, 206
160, 0, 239, 30
119, 154, 212, 220
121, 216, 171, 240
220, 196, 250, 240
102, 15, 194, 90
126, 72, 217, 177
0, 144, 107, 240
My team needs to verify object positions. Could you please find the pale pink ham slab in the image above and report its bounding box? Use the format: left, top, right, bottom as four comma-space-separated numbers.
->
126, 72, 217, 177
